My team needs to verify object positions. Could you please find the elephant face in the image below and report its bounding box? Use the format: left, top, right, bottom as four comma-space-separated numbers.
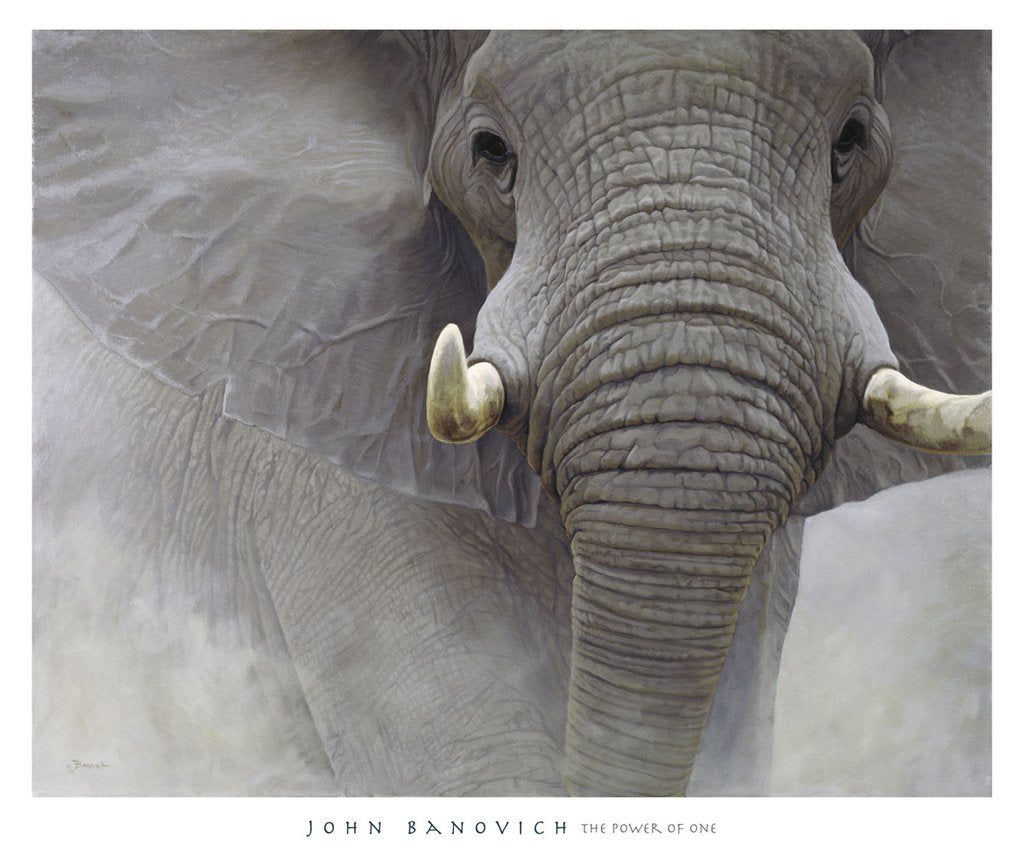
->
421, 31, 987, 795
430, 32, 893, 461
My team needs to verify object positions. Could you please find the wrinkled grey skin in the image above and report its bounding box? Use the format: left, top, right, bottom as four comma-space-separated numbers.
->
33, 31, 990, 795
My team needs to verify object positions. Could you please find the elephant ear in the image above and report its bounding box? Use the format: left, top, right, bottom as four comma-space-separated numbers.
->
33, 31, 541, 525
804, 29, 991, 512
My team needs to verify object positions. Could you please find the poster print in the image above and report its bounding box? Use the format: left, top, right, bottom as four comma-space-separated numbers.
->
32, 30, 990, 798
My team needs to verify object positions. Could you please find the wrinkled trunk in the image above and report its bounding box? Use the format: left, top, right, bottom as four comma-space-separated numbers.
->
565, 513, 759, 794
546, 252, 834, 795
532, 162, 846, 792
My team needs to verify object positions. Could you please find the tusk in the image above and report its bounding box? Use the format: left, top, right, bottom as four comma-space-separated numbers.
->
860, 367, 991, 454
426, 324, 505, 444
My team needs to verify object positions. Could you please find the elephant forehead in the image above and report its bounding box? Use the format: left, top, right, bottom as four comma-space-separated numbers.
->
467, 31, 872, 119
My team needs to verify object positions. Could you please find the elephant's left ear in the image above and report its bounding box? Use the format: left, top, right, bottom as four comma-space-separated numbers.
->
33, 31, 541, 525
849, 30, 990, 399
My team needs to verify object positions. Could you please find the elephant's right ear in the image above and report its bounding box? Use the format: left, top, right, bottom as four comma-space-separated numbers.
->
33, 31, 542, 525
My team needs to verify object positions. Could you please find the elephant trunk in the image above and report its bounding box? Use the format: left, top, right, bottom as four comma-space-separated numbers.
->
546, 258, 820, 794
564, 507, 761, 795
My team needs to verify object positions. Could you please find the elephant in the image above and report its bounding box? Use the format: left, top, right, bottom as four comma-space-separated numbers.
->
32, 30, 991, 797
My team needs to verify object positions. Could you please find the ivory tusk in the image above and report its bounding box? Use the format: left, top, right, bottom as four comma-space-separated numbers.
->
860, 367, 992, 454
426, 324, 505, 444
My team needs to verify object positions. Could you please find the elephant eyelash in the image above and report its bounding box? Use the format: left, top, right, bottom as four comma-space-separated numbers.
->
831, 117, 868, 183
472, 130, 518, 193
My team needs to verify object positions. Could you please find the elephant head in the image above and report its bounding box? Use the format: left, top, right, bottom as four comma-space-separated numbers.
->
33, 30, 991, 796
420, 31, 990, 795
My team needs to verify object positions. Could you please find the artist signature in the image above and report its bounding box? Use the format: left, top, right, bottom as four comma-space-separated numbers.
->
66, 759, 110, 774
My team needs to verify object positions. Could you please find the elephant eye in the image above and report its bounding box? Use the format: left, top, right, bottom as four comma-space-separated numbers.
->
834, 118, 866, 154
473, 131, 512, 166
831, 117, 867, 183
